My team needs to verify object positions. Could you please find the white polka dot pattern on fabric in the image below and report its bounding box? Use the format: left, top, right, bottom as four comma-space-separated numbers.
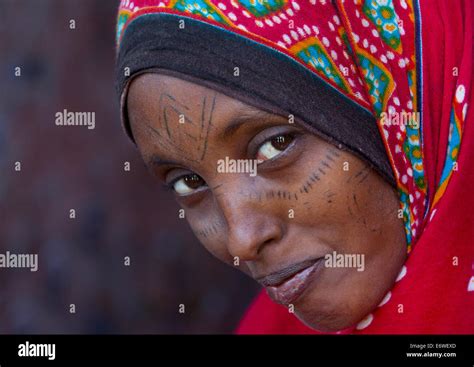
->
378, 291, 392, 307
468, 276, 474, 292
396, 266, 407, 282
356, 313, 373, 330
456, 84, 466, 103
429, 209, 437, 222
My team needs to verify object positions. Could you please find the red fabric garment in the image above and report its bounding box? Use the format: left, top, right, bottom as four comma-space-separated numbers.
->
237, 0, 474, 334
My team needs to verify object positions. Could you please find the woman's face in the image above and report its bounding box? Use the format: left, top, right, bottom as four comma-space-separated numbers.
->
127, 73, 407, 332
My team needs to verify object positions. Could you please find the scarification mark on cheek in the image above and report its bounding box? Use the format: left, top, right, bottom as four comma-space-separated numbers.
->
346, 163, 371, 184
321, 160, 331, 169
325, 189, 336, 203
353, 193, 359, 210
195, 219, 225, 239
354, 165, 371, 184
346, 193, 356, 217
238, 189, 300, 202
298, 147, 339, 195
278, 190, 297, 201
325, 150, 338, 163
351, 193, 369, 229
265, 190, 275, 200
299, 172, 320, 194
237, 189, 262, 202
302, 201, 312, 210
347, 203, 354, 217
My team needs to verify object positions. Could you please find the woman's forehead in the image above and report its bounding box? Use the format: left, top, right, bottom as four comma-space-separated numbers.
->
128, 73, 238, 111
127, 73, 286, 164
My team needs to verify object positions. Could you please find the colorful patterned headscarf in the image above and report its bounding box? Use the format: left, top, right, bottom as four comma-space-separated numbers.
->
115, 0, 473, 333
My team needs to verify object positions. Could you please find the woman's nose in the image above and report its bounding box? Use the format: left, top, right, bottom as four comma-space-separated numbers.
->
214, 184, 284, 262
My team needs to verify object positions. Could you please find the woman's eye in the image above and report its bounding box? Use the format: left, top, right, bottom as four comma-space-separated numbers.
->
256, 134, 295, 161
172, 174, 206, 195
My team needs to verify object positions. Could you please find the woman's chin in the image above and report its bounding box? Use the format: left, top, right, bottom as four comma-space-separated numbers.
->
291, 290, 364, 333
293, 309, 354, 333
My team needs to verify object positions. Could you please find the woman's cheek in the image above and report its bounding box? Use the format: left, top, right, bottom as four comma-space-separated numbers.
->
187, 213, 233, 264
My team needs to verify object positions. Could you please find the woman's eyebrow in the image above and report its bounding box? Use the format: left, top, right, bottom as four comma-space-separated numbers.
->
148, 155, 179, 168
218, 109, 280, 141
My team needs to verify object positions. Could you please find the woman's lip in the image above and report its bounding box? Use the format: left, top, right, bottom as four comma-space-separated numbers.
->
265, 258, 324, 305
257, 258, 321, 287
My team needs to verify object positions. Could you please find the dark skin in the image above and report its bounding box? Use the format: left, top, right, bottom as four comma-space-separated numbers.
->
127, 73, 407, 332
